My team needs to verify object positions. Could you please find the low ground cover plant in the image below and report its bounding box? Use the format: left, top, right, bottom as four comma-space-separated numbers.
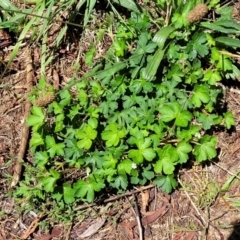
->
9, 0, 240, 218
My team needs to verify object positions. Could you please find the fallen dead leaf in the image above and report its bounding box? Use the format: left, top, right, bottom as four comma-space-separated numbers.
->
141, 210, 156, 216
173, 231, 185, 240
0, 29, 12, 48
230, 140, 240, 155
40, 225, 63, 240
186, 231, 196, 240
75, 217, 106, 239
120, 203, 169, 229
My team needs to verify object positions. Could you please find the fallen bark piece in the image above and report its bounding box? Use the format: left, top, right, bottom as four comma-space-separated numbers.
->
11, 48, 33, 187
141, 190, 150, 214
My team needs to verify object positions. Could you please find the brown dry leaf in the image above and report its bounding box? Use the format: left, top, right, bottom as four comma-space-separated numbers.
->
230, 140, 240, 154
141, 190, 149, 214
40, 226, 63, 240
0, 29, 12, 48
76, 217, 106, 239
174, 231, 197, 240
173, 231, 185, 240
186, 231, 196, 240
120, 203, 169, 229
142, 211, 156, 216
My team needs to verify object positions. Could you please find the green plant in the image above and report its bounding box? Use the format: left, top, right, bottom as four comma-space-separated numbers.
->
18, 0, 239, 210
0, 0, 138, 74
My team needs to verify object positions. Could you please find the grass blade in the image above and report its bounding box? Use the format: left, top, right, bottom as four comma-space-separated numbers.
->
96, 62, 127, 80
214, 19, 240, 31
84, 0, 97, 27
76, 0, 87, 9
221, 170, 240, 193
201, 22, 240, 34
215, 37, 240, 48
66, 53, 145, 89
143, 48, 166, 81
153, 26, 175, 50
35, 1, 54, 41
7, 17, 36, 68
111, 0, 140, 13
0, 0, 18, 11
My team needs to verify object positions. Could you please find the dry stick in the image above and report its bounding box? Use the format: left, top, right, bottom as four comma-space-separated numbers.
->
4, 105, 22, 115
65, 223, 72, 240
229, 92, 240, 106
219, 50, 240, 59
11, 49, 33, 187
153, 186, 157, 211
74, 184, 155, 211
0, 232, 4, 240
178, 178, 207, 227
214, 162, 240, 180
131, 195, 143, 240
20, 213, 45, 240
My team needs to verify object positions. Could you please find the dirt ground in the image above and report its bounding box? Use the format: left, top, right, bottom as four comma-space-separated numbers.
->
1, 2, 240, 240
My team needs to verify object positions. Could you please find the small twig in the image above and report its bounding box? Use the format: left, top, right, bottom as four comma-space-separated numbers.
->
74, 184, 155, 211
0, 223, 6, 240
214, 163, 240, 181
20, 213, 44, 239
219, 50, 240, 59
65, 223, 72, 240
11, 49, 33, 187
4, 105, 22, 115
178, 178, 206, 227
209, 223, 225, 240
13, 85, 28, 89
229, 92, 240, 106
153, 186, 157, 211
209, 211, 228, 222
132, 195, 143, 240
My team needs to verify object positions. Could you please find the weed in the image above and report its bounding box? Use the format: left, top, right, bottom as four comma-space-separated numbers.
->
10, 0, 240, 221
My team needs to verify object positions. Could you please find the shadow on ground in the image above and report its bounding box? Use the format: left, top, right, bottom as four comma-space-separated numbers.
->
228, 223, 240, 240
